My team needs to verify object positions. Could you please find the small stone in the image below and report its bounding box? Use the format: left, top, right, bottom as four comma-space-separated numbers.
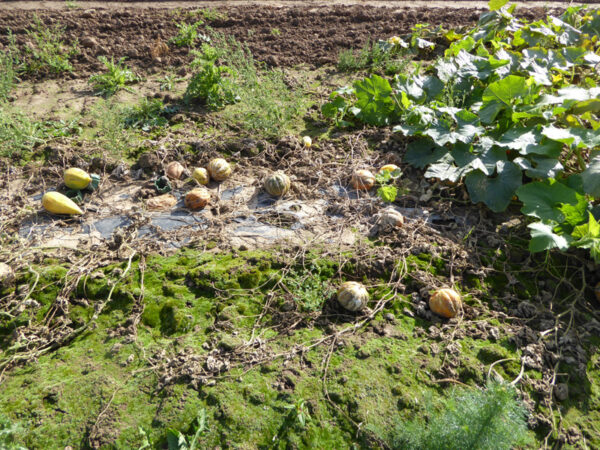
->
80, 36, 99, 49
554, 383, 569, 402
0, 262, 15, 286
384, 312, 395, 322
357, 348, 371, 359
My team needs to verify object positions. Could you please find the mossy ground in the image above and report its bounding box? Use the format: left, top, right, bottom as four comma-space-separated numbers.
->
0, 244, 597, 448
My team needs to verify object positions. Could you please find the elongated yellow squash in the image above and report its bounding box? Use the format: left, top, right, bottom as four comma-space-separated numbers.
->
64, 168, 92, 190
42, 192, 83, 215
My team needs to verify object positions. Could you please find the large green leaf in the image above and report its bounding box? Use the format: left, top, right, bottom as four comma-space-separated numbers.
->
516, 179, 580, 222
465, 161, 522, 212
489, 0, 509, 11
571, 213, 600, 262
403, 139, 447, 168
581, 153, 600, 197
513, 156, 563, 179
479, 75, 529, 124
353, 75, 395, 126
528, 222, 570, 252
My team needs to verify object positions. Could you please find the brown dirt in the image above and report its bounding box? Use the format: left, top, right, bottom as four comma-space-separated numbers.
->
0, 4, 562, 77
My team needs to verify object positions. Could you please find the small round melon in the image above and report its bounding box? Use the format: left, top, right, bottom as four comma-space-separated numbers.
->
192, 167, 210, 185
337, 281, 369, 311
379, 208, 404, 227
166, 161, 185, 180
350, 169, 375, 191
264, 171, 291, 197
207, 158, 232, 181
185, 188, 211, 210
378, 164, 401, 177
429, 288, 462, 318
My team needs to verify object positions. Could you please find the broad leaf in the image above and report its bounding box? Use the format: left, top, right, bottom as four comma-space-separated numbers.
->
571, 214, 600, 262
516, 179, 580, 222
528, 222, 570, 252
489, 0, 509, 11
403, 139, 447, 168
581, 153, 600, 197
465, 161, 522, 212
377, 185, 398, 203
353, 75, 395, 126
513, 156, 563, 179
479, 75, 529, 123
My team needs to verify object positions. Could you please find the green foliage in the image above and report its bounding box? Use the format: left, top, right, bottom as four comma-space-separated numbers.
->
323, 4, 600, 262
158, 74, 183, 91
284, 268, 334, 312
18, 16, 78, 75
0, 40, 18, 100
0, 414, 26, 450
123, 98, 176, 131
375, 169, 402, 203
187, 8, 227, 22
89, 56, 139, 97
166, 410, 207, 450
170, 21, 207, 48
382, 382, 530, 450
206, 34, 310, 137
337, 38, 413, 75
184, 44, 239, 109
0, 105, 80, 159
88, 98, 134, 157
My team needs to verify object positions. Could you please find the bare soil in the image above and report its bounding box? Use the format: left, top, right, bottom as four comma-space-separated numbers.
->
0, 4, 565, 75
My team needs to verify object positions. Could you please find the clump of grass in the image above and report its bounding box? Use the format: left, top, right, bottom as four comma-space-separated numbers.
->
337, 39, 407, 75
0, 52, 18, 100
0, 105, 80, 159
89, 56, 139, 97
18, 15, 79, 75
379, 382, 532, 450
209, 33, 310, 138
88, 98, 134, 157
190, 8, 227, 22
169, 20, 206, 48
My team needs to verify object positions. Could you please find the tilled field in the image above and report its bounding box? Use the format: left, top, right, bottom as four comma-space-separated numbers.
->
1, 2, 600, 449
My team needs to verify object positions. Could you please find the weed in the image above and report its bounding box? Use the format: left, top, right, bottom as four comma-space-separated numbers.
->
184, 44, 239, 109
284, 268, 333, 312
210, 33, 310, 138
166, 409, 207, 450
19, 15, 79, 75
123, 98, 176, 131
169, 21, 207, 48
271, 28, 281, 37
0, 51, 18, 100
88, 98, 134, 157
158, 74, 183, 91
89, 56, 139, 97
284, 398, 311, 428
0, 413, 26, 450
377, 382, 531, 450
337, 39, 408, 75
0, 105, 80, 159
190, 8, 227, 22
65, 0, 79, 9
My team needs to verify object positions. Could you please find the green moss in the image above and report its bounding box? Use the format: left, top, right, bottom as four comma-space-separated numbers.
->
1, 247, 598, 448
160, 301, 192, 335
